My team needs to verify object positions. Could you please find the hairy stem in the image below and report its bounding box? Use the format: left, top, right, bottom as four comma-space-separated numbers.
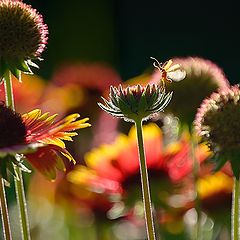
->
0, 177, 12, 240
232, 175, 240, 240
4, 71, 31, 240
191, 133, 201, 240
135, 119, 156, 240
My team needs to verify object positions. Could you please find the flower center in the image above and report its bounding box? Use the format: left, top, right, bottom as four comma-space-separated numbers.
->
0, 103, 26, 148
122, 169, 172, 206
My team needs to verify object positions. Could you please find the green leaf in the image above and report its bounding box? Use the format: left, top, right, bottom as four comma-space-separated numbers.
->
15, 59, 32, 73
138, 94, 148, 112
212, 154, 228, 173
10, 67, 21, 81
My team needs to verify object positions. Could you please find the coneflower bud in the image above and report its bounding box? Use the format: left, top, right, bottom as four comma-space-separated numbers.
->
98, 84, 172, 122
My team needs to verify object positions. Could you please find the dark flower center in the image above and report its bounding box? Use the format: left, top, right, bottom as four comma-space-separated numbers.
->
0, 1, 47, 60
122, 169, 174, 207
0, 103, 26, 148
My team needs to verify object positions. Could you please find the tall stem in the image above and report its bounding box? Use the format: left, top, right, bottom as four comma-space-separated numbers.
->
191, 133, 201, 240
232, 175, 239, 240
4, 71, 31, 240
135, 119, 156, 240
0, 177, 12, 240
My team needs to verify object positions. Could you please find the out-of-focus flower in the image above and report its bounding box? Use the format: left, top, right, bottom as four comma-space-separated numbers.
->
66, 166, 120, 215
38, 83, 85, 116
194, 85, 240, 177
197, 172, 233, 225
43, 63, 122, 145
98, 84, 172, 122
164, 130, 210, 182
0, 103, 90, 181
69, 123, 210, 207
150, 57, 230, 124
0, 0, 48, 80
0, 74, 46, 113
52, 62, 121, 92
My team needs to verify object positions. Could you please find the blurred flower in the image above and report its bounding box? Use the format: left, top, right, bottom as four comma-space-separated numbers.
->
197, 172, 233, 225
52, 62, 121, 92
44, 63, 122, 146
164, 130, 210, 182
194, 85, 240, 176
0, 0, 48, 80
198, 171, 232, 204
150, 57, 230, 124
69, 123, 210, 208
65, 166, 120, 216
98, 84, 172, 122
39, 83, 85, 117
0, 74, 46, 113
0, 103, 90, 181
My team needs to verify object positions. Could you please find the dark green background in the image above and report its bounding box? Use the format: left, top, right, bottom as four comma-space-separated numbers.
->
25, 0, 239, 84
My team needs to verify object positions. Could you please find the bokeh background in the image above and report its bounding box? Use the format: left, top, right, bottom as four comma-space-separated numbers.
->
1, 0, 239, 240
24, 0, 239, 84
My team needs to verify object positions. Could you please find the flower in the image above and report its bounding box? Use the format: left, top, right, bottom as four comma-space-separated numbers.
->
194, 85, 240, 176
37, 83, 85, 117
0, 103, 90, 181
98, 84, 173, 122
150, 57, 230, 124
68, 123, 209, 207
0, 0, 48, 80
63, 165, 120, 218
197, 172, 233, 225
52, 62, 121, 93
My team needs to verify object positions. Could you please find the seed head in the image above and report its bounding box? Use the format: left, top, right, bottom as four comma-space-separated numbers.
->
194, 85, 240, 176
0, 0, 48, 80
151, 57, 230, 125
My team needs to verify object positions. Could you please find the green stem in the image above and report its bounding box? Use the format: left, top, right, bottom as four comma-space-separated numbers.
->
4, 71, 31, 240
190, 133, 201, 240
3, 70, 15, 109
232, 175, 239, 240
0, 177, 12, 240
135, 119, 156, 240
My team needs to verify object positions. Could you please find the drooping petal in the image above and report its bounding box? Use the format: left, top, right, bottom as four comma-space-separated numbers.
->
25, 144, 75, 180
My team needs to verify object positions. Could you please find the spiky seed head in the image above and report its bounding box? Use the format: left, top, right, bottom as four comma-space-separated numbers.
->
0, 0, 48, 80
194, 85, 240, 176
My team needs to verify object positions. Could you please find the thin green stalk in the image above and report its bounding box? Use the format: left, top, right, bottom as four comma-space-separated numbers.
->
232, 175, 239, 240
4, 71, 31, 240
135, 119, 156, 240
190, 133, 201, 240
0, 177, 12, 240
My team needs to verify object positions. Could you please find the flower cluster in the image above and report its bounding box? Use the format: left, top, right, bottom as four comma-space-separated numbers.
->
68, 123, 210, 207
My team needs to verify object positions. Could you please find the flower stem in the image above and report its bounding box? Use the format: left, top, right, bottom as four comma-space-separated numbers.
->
232, 175, 240, 240
4, 71, 31, 240
0, 177, 12, 240
135, 119, 156, 240
190, 133, 201, 240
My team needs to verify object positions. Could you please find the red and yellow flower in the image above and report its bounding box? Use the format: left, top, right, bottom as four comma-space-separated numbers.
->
0, 103, 90, 181
68, 123, 210, 207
